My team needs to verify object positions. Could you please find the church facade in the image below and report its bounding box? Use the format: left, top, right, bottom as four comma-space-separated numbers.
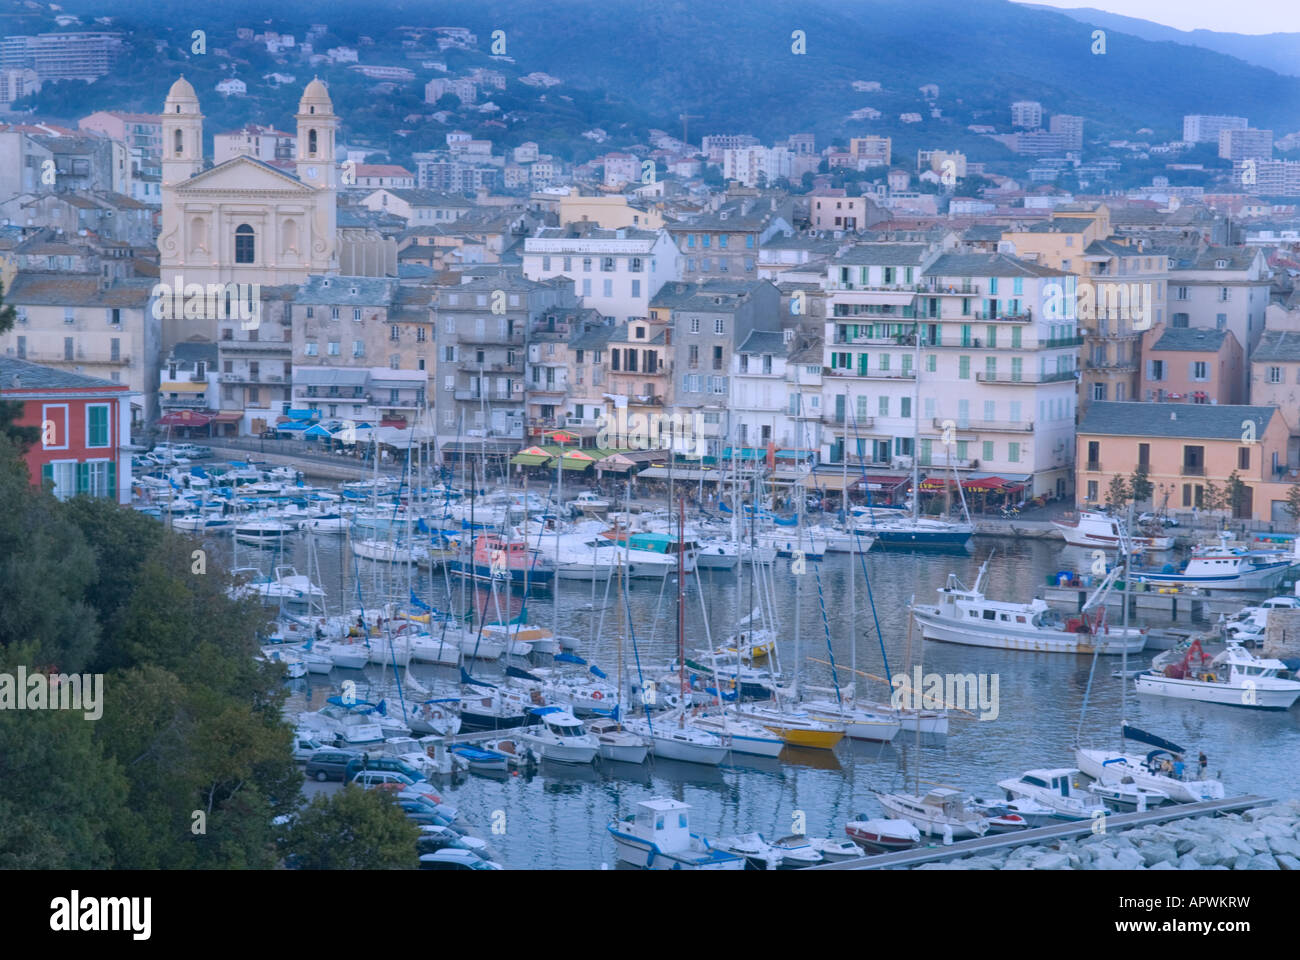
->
157, 76, 392, 345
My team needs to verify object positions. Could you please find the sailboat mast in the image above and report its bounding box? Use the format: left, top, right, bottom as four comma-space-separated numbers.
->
677, 495, 686, 728
913, 318, 921, 522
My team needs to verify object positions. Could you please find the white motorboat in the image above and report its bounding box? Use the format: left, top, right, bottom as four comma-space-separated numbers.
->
515, 707, 600, 764
1086, 779, 1171, 812
997, 768, 1109, 821
303, 514, 350, 534
323, 641, 370, 670
1075, 746, 1225, 803
234, 565, 327, 614
1136, 640, 1300, 710
845, 817, 920, 853
353, 538, 429, 565
695, 538, 741, 570
586, 717, 650, 764
808, 837, 865, 861
1054, 510, 1174, 551
968, 796, 1059, 829
259, 646, 307, 678
170, 513, 233, 534
875, 788, 989, 839
768, 834, 826, 869
912, 558, 1147, 655
714, 832, 785, 870
233, 518, 296, 545
570, 491, 610, 515
607, 798, 745, 870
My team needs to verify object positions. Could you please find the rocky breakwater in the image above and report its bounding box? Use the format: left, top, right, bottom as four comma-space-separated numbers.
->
916, 799, 1300, 870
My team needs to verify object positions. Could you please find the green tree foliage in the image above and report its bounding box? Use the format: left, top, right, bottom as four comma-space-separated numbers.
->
1129, 465, 1154, 506
0, 429, 302, 868
1105, 473, 1130, 510
285, 786, 421, 870
1283, 483, 1300, 527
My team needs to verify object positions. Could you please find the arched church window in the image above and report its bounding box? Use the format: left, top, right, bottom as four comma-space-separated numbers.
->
308, 129, 317, 156
235, 224, 255, 264
174, 129, 183, 156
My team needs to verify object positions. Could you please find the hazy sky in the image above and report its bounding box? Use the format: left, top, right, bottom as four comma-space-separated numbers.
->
1016, 0, 1300, 34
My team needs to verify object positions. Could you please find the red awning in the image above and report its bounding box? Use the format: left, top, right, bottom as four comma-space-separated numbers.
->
157, 411, 213, 427
919, 475, 956, 491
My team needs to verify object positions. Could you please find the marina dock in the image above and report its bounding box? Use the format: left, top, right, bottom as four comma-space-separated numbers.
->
814, 795, 1272, 869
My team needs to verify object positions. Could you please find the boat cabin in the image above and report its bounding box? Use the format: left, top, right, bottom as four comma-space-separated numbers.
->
1013, 768, 1079, 796
633, 798, 692, 851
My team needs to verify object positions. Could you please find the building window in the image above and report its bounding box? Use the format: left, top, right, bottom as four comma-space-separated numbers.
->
1008, 442, 1020, 463
1239, 447, 1251, 470
390, 325, 400, 341
1269, 366, 1282, 384
714, 318, 725, 335
235, 224, 255, 263
86, 404, 110, 448
1191, 361, 1208, 381
327, 341, 340, 356
353, 341, 365, 357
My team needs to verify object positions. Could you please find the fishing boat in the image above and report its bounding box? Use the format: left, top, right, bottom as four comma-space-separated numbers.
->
607, 798, 745, 870
911, 557, 1147, 655
1136, 638, 1300, 710
449, 534, 556, 588
515, 706, 600, 764
1054, 511, 1174, 551
1130, 544, 1291, 592
844, 817, 921, 853
997, 768, 1109, 821
874, 788, 990, 839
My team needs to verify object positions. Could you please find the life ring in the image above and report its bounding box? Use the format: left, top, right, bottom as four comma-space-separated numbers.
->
592, 690, 604, 700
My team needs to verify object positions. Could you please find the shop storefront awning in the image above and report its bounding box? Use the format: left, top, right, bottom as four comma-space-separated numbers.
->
511, 452, 554, 467
159, 381, 206, 393
158, 411, 213, 427
210, 412, 243, 423
919, 474, 957, 491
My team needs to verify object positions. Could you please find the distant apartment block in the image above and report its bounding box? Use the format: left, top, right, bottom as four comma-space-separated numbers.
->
848, 136, 891, 167
0, 32, 123, 81
425, 77, 477, 104
1218, 128, 1273, 162
701, 134, 759, 163
1011, 100, 1042, 129
1049, 114, 1084, 152
0, 68, 40, 103
1235, 159, 1300, 196
1183, 114, 1248, 144
723, 146, 791, 187
78, 110, 162, 175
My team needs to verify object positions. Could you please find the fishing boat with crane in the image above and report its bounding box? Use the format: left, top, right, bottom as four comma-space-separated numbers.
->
911, 556, 1147, 655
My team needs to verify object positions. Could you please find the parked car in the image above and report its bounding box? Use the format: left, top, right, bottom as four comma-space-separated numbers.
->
350, 770, 417, 790
416, 824, 488, 856
344, 754, 428, 784
260, 430, 280, 439
1138, 512, 1178, 528
304, 749, 360, 782
292, 734, 328, 763
417, 848, 503, 870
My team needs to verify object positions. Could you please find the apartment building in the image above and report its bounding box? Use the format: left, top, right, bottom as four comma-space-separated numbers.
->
522, 222, 680, 323
523, 305, 607, 438
1011, 101, 1042, 129
79, 111, 162, 176
667, 199, 791, 282
290, 276, 434, 427
822, 248, 1078, 498
1249, 330, 1300, 455
213, 124, 296, 165
1167, 246, 1272, 357
1183, 115, 1248, 144
1, 272, 157, 429
1139, 325, 1244, 405
0, 32, 124, 81
1219, 128, 1273, 163
434, 274, 576, 443
1076, 402, 1288, 520
653, 278, 781, 457
216, 284, 296, 436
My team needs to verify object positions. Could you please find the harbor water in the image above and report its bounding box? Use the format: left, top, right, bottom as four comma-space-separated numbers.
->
228, 531, 1300, 869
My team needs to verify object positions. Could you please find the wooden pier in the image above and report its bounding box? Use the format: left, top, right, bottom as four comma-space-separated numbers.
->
814, 794, 1271, 869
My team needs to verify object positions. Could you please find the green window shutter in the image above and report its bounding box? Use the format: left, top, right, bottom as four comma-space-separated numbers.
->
88, 405, 108, 447
77, 461, 89, 495
107, 460, 117, 500
41, 463, 53, 489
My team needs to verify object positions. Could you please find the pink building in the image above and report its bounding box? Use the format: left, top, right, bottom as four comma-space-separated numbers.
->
1140, 325, 1244, 405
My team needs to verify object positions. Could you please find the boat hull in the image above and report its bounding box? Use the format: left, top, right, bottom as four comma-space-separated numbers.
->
607, 829, 745, 870
1075, 748, 1225, 803
913, 608, 1147, 655
1135, 672, 1300, 709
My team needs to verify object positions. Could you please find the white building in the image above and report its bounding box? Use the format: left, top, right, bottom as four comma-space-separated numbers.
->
522, 224, 681, 323
215, 78, 247, 96
722, 146, 791, 187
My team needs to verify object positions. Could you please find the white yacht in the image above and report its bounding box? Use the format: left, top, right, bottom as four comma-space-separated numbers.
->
586, 718, 650, 764
622, 712, 731, 765
1054, 510, 1174, 551
911, 558, 1147, 655
516, 707, 600, 764
997, 768, 1109, 821
1075, 746, 1225, 804
875, 788, 989, 839
1136, 641, 1300, 710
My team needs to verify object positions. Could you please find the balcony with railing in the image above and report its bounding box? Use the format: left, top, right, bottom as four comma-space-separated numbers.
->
825, 366, 917, 380
461, 361, 524, 374
219, 339, 292, 352
931, 417, 1034, 433
454, 389, 520, 402
831, 331, 918, 346
1181, 464, 1206, 477
458, 331, 525, 346
1084, 460, 1102, 472
968, 309, 1034, 323
975, 370, 1076, 385
822, 414, 874, 429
